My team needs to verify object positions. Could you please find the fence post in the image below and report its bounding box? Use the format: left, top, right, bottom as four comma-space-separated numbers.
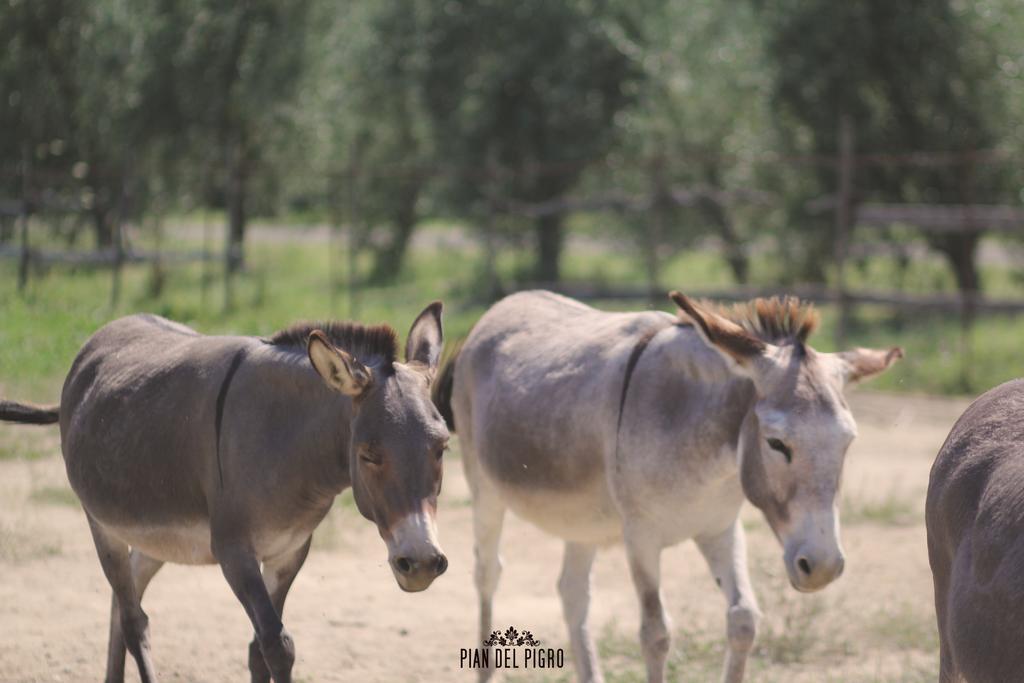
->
833, 115, 855, 348
149, 208, 165, 299
200, 207, 211, 310
346, 162, 361, 320
17, 151, 30, 294
327, 170, 338, 316
110, 219, 123, 308
646, 155, 667, 305
958, 149, 978, 391
110, 166, 131, 309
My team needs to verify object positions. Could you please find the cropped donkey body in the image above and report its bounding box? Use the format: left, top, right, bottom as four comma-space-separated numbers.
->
2, 304, 449, 683
927, 379, 1024, 683
435, 290, 901, 683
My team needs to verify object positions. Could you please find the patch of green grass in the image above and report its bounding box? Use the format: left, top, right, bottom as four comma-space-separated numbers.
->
842, 489, 919, 527
3, 222, 1024, 399
0, 428, 58, 461
29, 485, 79, 507
0, 521, 62, 562
810, 304, 1024, 396
595, 619, 725, 683
755, 596, 828, 665
866, 602, 938, 653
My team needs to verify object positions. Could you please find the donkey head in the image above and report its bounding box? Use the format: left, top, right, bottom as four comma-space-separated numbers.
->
671, 292, 902, 593
307, 302, 449, 592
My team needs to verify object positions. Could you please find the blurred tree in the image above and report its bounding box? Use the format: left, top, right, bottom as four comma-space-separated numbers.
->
0, 0, 314, 263
609, 0, 772, 286
759, 0, 1010, 292
0, 0, 144, 247
415, 0, 644, 282
171, 0, 314, 272
318, 0, 434, 285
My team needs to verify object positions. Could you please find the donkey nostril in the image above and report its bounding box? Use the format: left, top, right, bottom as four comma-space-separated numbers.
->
395, 557, 414, 575
435, 554, 449, 576
797, 557, 812, 576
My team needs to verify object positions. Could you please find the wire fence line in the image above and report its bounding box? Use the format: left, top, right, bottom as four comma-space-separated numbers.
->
3, 133, 1024, 336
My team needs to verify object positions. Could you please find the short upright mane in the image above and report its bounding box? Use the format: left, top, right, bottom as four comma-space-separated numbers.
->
706, 296, 819, 345
267, 321, 399, 369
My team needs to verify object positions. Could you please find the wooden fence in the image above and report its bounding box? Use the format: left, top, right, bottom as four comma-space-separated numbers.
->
4, 124, 1024, 375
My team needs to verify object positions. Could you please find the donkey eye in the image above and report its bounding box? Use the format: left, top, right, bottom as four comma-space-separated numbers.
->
359, 449, 383, 466
766, 438, 792, 463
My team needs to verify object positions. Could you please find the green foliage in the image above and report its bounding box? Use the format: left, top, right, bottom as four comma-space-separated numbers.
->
4, 224, 1024, 399
758, 0, 1016, 287
416, 0, 645, 280
0, 0, 316, 255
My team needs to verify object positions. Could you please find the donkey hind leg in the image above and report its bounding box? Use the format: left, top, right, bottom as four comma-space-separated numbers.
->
936, 591, 957, 683
248, 537, 312, 683
106, 550, 164, 683
558, 542, 603, 683
471, 482, 506, 683
87, 516, 160, 683
623, 526, 670, 683
696, 521, 761, 683
217, 542, 297, 683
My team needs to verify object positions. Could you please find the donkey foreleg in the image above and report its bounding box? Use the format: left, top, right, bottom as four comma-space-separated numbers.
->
696, 521, 761, 683
558, 542, 603, 683
247, 537, 313, 683
87, 517, 160, 683
106, 550, 164, 683
217, 543, 296, 683
624, 528, 670, 683
470, 483, 506, 682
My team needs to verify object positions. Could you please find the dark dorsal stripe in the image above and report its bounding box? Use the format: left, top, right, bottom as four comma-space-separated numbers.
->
615, 322, 677, 452
214, 347, 248, 490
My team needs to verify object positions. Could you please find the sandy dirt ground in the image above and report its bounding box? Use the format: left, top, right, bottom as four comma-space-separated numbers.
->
0, 389, 971, 682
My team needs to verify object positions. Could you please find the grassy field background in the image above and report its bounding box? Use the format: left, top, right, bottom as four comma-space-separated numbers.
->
3, 219, 1024, 405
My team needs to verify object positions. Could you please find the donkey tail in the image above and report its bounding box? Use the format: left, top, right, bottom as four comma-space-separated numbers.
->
0, 400, 60, 425
432, 340, 464, 432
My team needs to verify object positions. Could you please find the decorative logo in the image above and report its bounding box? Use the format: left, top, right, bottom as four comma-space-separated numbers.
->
483, 626, 541, 647
460, 625, 564, 671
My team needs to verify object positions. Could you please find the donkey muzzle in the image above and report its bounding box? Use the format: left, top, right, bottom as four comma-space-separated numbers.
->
784, 543, 845, 592
386, 510, 447, 592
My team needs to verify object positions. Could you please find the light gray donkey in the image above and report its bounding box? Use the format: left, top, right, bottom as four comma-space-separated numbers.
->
432, 290, 902, 683
0, 303, 450, 683
927, 379, 1024, 683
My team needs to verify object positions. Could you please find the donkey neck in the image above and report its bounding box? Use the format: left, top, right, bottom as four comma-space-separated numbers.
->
240, 342, 356, 497
632, 324, 758, 472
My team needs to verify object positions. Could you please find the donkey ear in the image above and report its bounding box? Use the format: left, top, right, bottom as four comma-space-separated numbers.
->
837, 346, 904, 384
667, 290, 765, 366
307, 331, 373, 396
670, 291, 766, 368
406, 301, 444, 370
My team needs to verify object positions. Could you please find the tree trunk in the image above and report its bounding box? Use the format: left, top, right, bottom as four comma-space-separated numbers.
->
697, 196, 749, 284
699, 163, 749, 285
942, 234, 980, 294
92, 204, 114, 248
226, 134, 247, 273
534, 213, 563, 283
368, 182, 420, 284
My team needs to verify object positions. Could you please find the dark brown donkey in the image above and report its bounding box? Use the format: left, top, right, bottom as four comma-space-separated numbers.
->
0, 303, 450, 683
927, 378, 1024, 683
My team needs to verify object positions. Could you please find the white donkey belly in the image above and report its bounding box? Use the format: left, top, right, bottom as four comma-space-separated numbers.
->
644, 476, 746, 546
107, 521, 217, 565
499, 479, 623, 546
106, 520, 314, 565
494, 474, 743, 548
